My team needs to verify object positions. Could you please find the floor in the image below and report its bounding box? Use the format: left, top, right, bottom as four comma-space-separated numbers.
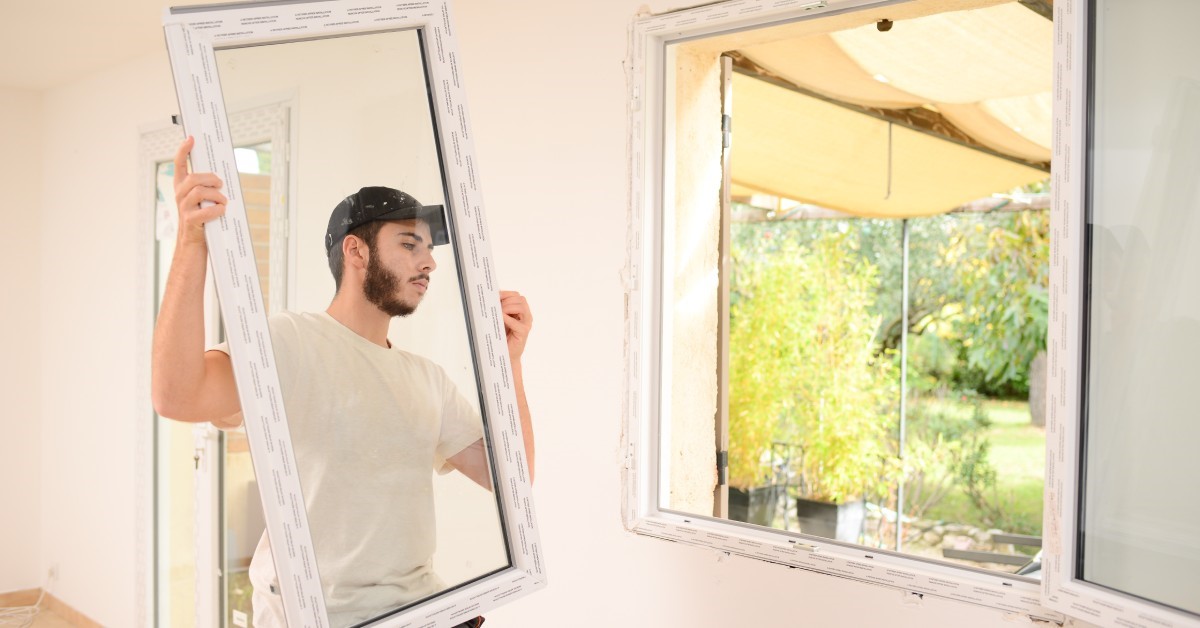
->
0, 588, 103, 628
27, 607, 75, 628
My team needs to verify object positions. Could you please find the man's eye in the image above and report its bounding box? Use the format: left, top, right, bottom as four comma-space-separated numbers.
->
403, 243, 416, 251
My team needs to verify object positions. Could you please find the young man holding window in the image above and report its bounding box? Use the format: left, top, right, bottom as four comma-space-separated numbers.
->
152, 137, 534, 628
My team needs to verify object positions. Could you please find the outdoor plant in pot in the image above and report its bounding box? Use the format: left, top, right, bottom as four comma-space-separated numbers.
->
730, 233, 896, 541
727, 312, 788, 527
790, 390, 895, 543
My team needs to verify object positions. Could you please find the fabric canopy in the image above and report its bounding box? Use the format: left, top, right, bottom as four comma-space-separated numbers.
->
730, 1, 1051, 217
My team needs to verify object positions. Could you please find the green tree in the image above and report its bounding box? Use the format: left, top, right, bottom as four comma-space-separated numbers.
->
949, 210, 1050, 392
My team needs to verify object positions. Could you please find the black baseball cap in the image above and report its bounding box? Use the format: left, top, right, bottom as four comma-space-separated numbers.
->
325, 186, 449, 254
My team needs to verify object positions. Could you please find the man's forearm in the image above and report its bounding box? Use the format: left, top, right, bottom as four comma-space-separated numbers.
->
512, 361, 535, 483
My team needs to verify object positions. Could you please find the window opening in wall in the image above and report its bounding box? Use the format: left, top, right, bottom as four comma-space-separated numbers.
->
658, 0, 1053, 577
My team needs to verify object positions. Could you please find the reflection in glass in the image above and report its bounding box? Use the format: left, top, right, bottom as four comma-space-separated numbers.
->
1081, 0, 1200, 615
214, 29, 508, 627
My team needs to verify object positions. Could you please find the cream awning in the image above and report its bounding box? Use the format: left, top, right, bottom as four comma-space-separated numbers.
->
730, 1, 1051, 218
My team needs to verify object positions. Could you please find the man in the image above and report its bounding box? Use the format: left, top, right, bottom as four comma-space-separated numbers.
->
152, 137, 533, 627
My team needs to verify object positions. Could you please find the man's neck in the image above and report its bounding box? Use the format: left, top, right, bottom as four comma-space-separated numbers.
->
326, 293, 392, 348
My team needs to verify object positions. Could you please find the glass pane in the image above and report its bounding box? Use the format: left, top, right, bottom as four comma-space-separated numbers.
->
1080, 0, 1200, 615
711, 206, 1048, 570
895, 209, 1048, 569
155, 158, 197, 627
214, 29, 509, 627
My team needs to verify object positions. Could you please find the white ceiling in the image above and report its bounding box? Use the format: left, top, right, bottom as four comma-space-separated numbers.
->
0, 0, 214, 91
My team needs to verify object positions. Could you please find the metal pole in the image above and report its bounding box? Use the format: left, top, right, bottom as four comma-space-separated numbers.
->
896, 218, 910, 552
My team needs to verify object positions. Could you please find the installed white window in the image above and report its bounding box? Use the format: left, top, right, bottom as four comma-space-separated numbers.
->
625, 1, 1200, 626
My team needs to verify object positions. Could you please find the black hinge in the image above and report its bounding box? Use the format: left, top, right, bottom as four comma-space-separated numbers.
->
722, 114, 732, 149
717, 450, 729, 485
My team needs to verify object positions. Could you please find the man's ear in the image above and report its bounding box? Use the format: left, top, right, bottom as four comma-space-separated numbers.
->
343, 234, 369, 272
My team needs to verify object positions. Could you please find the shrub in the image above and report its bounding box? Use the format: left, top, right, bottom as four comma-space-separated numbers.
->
728, 233, 897, 502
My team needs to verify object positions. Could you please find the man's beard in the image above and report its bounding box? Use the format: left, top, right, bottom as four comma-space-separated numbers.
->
362, 253, 425, 317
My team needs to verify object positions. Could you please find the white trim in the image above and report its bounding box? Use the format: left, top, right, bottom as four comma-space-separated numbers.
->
1041, 2, 1200, 626
161, 2, 545, 627
622, 0, 1064, 622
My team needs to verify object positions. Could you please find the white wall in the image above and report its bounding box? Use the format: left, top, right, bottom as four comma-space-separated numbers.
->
22, 1, 1035, 626
36, 52, 179, 625
0, 88, 43, 593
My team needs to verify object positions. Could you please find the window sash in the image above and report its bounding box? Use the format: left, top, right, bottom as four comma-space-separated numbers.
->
1041, 1, 1200, 625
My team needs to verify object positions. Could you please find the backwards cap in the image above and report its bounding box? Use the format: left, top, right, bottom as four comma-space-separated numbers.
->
325, 186, 449, 254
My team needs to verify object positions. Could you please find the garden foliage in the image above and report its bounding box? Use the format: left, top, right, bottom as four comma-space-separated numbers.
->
726, 204, 1049, 531
727, 232, 896, 502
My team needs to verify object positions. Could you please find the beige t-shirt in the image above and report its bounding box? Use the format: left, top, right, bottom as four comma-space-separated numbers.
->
217, 311, 483, 627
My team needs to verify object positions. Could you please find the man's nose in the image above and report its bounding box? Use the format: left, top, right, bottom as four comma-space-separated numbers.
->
422, 251, 437, 273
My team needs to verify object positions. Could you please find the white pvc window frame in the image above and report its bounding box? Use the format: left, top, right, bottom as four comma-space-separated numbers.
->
1041, 2, 1199, 627
621, 0, 1133, 624
162, 2, 545, 627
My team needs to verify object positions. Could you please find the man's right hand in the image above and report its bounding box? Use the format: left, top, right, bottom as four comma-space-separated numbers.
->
174, 136, 229, 247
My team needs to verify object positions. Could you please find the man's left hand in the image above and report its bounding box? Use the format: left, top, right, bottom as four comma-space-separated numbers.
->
499, 290, 532, 364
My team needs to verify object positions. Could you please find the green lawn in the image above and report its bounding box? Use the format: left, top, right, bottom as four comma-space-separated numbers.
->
919, 398, 1045, 537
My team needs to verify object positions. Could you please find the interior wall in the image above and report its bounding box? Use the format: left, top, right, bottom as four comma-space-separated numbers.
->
26, 1, 1037, 626
36, 51, 178, 626
664, 45, 722, 515
0, 87, 44, 594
